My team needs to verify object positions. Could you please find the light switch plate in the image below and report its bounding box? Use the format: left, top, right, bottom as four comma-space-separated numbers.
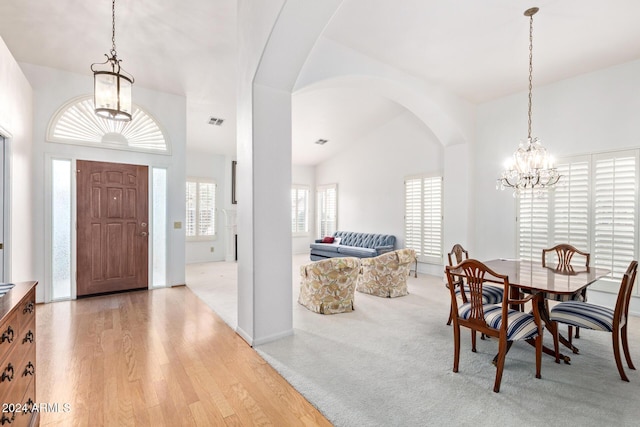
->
174, 221, 182, 229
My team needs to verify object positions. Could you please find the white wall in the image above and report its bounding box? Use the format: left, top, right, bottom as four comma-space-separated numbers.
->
20, 63, 187, 301
316, 110, 443, 251
185, 150, 227, 263
0, 37, 35, 283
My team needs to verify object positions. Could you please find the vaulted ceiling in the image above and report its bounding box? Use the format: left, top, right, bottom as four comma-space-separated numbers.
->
1, 1, 639, 164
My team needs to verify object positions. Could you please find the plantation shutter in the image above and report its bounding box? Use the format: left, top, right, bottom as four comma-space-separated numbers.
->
186, 181, 197, 237
404, 174, 442, 263
423, 176, 443, 259
518, 191, 549, 261
316, 184, 337, 238
551, 159, 590, 251
198, 182, 216, 237
404, 177, 422, 256
291, 186, 309, 234
592, 152, 637, 288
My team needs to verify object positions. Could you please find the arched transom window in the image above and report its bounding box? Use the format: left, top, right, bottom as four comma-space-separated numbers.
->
47, 96, 170, 154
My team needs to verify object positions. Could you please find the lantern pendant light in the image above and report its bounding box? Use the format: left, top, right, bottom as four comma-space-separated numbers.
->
91, 0, 134, 121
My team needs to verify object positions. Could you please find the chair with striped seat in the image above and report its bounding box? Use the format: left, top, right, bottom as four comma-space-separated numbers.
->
549, 260, 638, 381
542, 244, 591, 342
446, 244, 503, 325
445, 259, 543, 393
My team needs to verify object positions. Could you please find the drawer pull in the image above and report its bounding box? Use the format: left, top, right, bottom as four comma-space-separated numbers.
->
0, 413, 14, 425
23, 361, 35, 377
22, 330, 34, 344
1, 363, 14, 382
24, 398, 35, 413
1, 326, 13, 344
23, 302, 34, 314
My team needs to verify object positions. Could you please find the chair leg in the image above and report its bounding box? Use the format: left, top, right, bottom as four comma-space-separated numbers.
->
493, 339, 508, 393
453, 323, 461, 373
535, 334, 542, 379
612, 329, 629, 382
471, 331, 478, 352
552, 321, 560, 364
568, 326, 573, 346
447, 306, 452, 325
621, 324, 636, 370
575, 326, 581, 339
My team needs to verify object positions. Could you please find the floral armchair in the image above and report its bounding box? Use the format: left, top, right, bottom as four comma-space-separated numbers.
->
298, 257, 361, 314
356, 249, 416, 298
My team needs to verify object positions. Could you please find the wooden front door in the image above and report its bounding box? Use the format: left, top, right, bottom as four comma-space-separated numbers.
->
77, 160, 148, 296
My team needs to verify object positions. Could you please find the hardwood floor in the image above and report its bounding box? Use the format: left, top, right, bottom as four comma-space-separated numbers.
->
36, 287, 332, 426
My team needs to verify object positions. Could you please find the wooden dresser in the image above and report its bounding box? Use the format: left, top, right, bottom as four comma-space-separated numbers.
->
0, 281, 38, 427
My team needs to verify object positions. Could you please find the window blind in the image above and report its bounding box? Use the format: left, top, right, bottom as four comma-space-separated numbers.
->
291, 186, 309, 234
549, 159, 590, 256
316, 184, 337, 238
593, 153, 637, 282
185, 178, 216, 240
518, 190, 549, 261
404, 174, 442, 263
516, 149, 638, 295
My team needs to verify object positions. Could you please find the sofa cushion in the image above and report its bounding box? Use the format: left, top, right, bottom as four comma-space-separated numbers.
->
310, 243, 340, 253
337, 246, 377, 258
334, 231, 395, 249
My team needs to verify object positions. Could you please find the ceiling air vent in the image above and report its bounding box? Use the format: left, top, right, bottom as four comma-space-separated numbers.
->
315, 139, 328, 145
208, 117, 224, 126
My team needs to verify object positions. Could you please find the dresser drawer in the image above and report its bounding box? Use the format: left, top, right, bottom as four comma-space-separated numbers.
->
0, 309, 18, 363
18, 289, 36, 331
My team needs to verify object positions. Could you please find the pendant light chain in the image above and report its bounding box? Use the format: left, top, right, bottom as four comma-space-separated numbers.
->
496, 6, 561, 195
110, 0, 117, 58
91, 0, 134, 121
527, 11, 534, 140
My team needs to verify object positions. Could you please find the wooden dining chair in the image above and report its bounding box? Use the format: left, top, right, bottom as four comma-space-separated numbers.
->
446, 244, 503, 325
550, 260, 638, 381
445, 259, 543, 392
542, 244, 590, 342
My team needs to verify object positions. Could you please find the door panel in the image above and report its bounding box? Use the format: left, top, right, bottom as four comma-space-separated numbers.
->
77, 160, 148, 296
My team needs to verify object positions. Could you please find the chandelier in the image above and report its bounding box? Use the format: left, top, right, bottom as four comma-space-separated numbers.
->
497, 7, 561, 196
91, 0, 134, 121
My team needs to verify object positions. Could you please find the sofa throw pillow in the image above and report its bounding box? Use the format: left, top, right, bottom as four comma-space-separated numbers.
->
322, 236, 335, 243
333, 237, 341, 245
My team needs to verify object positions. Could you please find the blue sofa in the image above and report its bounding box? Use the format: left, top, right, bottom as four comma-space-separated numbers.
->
310, 231, 396, 261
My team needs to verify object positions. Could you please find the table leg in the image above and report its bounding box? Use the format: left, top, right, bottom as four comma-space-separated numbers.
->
534, 297, 578, 364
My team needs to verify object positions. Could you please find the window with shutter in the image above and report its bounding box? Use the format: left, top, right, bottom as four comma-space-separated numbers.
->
405, 174, 443, 264
186, 178, 216, 240
551, 159, 590, 251
316, 184, 337, 238
291, 185, 309, 235
516, 149, 638, 295
592, 151, 637, 291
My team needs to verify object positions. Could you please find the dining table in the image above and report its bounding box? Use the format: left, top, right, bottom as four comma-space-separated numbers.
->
455, 258, 611, 363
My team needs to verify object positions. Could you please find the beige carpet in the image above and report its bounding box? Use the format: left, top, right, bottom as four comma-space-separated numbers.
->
187, 255, 640, 427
